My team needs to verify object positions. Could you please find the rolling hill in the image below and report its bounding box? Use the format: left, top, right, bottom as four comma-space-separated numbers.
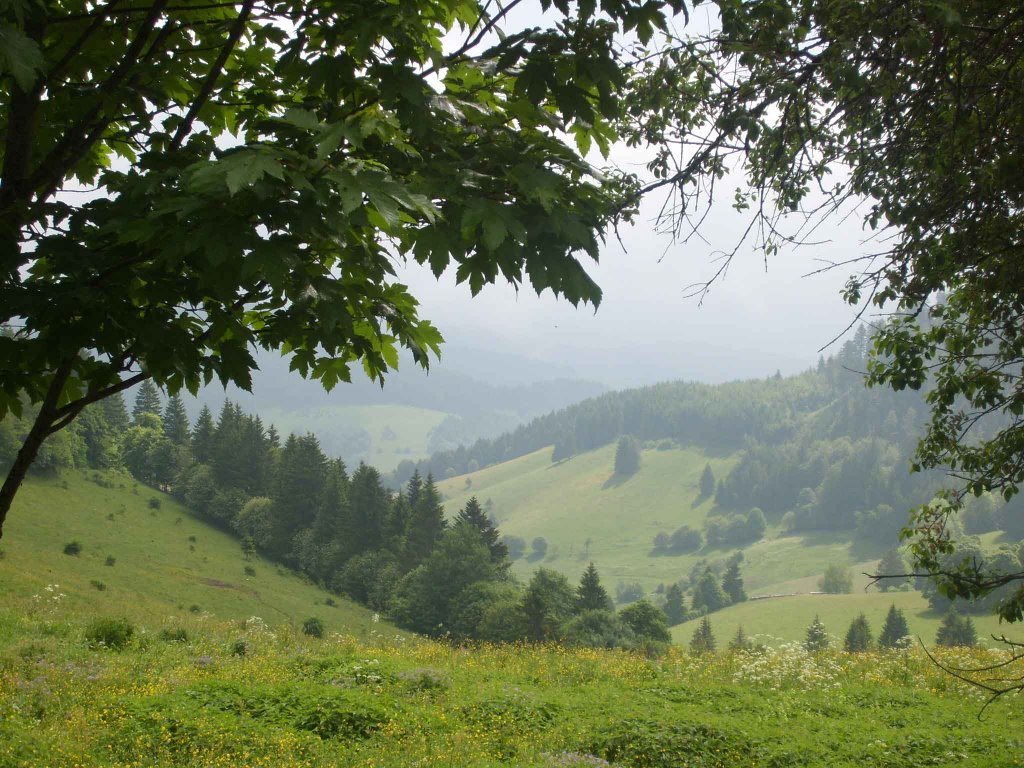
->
0, 470, 388, 638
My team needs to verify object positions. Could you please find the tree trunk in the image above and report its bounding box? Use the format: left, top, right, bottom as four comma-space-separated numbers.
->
0, 359, 72, 539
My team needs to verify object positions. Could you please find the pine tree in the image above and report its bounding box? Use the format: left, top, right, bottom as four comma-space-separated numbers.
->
664, 583, 687, 626
455, 496, 507, 562
131, 380, 162, 423
699, 463, 715, 497
575, 562, 612, 613
613, 435, 641, 476
347, 462, 390, 556
844, 613, 873, 652
729, 625, 753, 651
402, 472, 446, 568
162, 395, 191, 446
878, 604, 911, 648
99, 392, 130, 433
876, 548, 909, 592
269, 433, 327, 558
936, 611, 978, 647
721, 559, 747, 604
804, 615, 830, 652
191, 405, 216, 465
689, 616, 716, 654
691, 568, 729, 613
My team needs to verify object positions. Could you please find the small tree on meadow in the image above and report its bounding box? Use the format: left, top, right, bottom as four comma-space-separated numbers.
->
876, 549, 909, 592
820, 564, 853, 594
531, 536, 549, 559
936, 611, 978, 647
844, 613, 873, 652
691, 568, 729, 614
729, 625, 754, 651
690, 616, 717, 654
699, 463, 715, 498
804, 615, 829, 652
576, 562, 613, 613
663, 583, 687, 626
878, 604, 911, 648
619, 599, 671, 643
614, 436, 641, 476
721, 558, 747, 604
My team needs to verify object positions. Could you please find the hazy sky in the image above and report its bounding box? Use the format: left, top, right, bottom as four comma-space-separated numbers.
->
389, 3, 869, 388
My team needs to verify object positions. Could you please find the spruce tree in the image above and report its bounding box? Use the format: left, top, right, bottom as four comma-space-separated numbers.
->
691, 568, 729, 613
936, 611, 978, 647
99, 392, 130, 433
191, 405, 216, 464
455, 496, 507, 562
876, 549, 909, 592
729, 625, 753, 651
721, 559, 747, 604
402, 473, 446, 568
162, 395, 191, 446
613, 435, 641, 476
131, 380, 162, 423
690, 616, 717, 654
663, 583, 687, 626
347, 462, 390, 556
804, 615, 830, 652
269, 433, 327, 558
844, 613, 873, 652
699, 463, 715, 497
575, 562, 612, 613
878, 604, 911, 648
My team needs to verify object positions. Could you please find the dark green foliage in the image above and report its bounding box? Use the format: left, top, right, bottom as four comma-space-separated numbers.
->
190, 407, 216, 466
501, 535, 527, 561
159, 627, 190, 643
613, 436, 641, 476
85, 617, 134, 650
804, 616, 829, 652
878, 605, 911, 649
618, 600, 671, 643
690, 617, 716, 654
448, 581, 524, 643
161, 395, 191, 447
594, 719, 762, 768
728, 626, 755, 652
844, 614, 873, 653
302, 618, 324, 638
663, 583, 687, 626
562, 610, 635, 649
666, 525, 703, 553
131, 382, 162, 424
147, 497, 160, 510
691, 569, 728, 614
63, 541, 81, 556
401, 472, 446, 569
615, 582, 644, 605
455, 496, 507, 562
531, 536, 549, 559
721, 558, 746, 604
576, 562, 612, 613
330, 551, 400, 613
936, 612, 978, 648
104, 556, 115, 567
820, 564, 853, 594
522, 568, 576, 642
876, 549, 909, 592
699, 463, 715, 498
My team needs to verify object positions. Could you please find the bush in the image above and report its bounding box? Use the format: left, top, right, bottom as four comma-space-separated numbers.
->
188, 604, 201, 613
819, 564, 853, 594
230, 639, 248, 656
159, 627, 190, 643
148, 497, 161, 509
89, 579, 106, 591
302, 617, 324, 638
324, 597, 336, 607
244, 566, 256, 577
85, 617, 134, 650
104, 555, 116, 566
63, 541, 81, 556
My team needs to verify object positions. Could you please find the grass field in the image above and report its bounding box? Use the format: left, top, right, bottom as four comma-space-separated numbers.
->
262, 404, 449, 472
1, 606, 1021, 767
0, 472, 387, 638
671, 590, 1019, 649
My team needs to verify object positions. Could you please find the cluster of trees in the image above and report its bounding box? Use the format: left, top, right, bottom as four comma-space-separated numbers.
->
660, 554, 747, 626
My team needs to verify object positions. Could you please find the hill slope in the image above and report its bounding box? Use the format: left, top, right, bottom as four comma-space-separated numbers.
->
0, 471, 388, 637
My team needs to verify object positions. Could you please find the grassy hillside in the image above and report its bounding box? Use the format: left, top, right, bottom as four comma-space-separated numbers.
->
0, 471, 389, 638
671, 590, 1017, 648
262, 404, 449, 472
438, 443, 740, 588
2, 606, 1021, 767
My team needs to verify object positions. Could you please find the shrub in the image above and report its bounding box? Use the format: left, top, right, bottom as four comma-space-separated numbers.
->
230, 639, 248, 656
104, 555, 116, 566
159, 627, 190, 643
148, 497, 161, 509
324, 597, 336, 607
63, 541, 81, 556
89, 579, 106, 591
302, 617, 324, 638
105, 512, 115, 521
85, 617, 134, 650
187, 535, 197, 543
244, 566, 256, 577
819, 564, 853, 594
188, 604, 201, 613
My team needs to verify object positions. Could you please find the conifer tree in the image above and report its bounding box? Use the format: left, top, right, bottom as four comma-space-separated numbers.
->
575, 562, 612, 613
455, 496, 507, 562
699, 463, 715, 497
347, 462, 390, 556
191, 405, 216, 465
690, 616, 716, 654
131, 380, 162, 423
876, 549, 909, 592
402, 473, 446, 569
162, 395, 191, 446
99, 392, 130, 434
844, 613, 873, 652
664, 583, 687, 626
614, 435, 641, 476
804, 615, 830, 652
729, 625, 753, 651
266, 424, 280, 450
269, 433, 327, 558
691, 568, 729, 614
721, 558, 747, 604
878, 604, 911, 648
936, 611, 978, 647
